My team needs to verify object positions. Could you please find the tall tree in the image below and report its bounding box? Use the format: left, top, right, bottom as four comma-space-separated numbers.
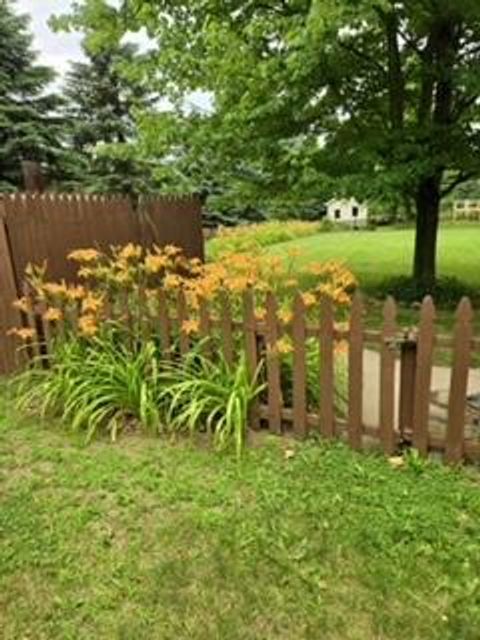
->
56, 1, 480, 286
54, 4, 159, 195
0, 0, 65, 190
61, 44, 156, 194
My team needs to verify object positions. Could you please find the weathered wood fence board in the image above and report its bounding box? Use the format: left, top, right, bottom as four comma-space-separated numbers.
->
412, 297, 436, 455
0, 206, 19, 373
220, 293, 234, 368
140, 198, 205, 260
319, 296, 335, 438
380, 297, 397, 455
348, 292, 363, 450
446, 298, 474, 464
292, 295, 307, 436
265, 292, 282, 434
243, 289, 261, 430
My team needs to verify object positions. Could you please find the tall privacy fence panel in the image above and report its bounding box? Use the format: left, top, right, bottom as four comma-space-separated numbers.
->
0, 193, 203, 373
15, 286, 480, 466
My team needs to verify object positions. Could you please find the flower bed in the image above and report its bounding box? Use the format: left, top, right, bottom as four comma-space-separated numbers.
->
11, 244, 356, 454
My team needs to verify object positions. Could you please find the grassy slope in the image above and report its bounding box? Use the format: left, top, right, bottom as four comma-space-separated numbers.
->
2, 392, 480, 639
268, 224, 480, 290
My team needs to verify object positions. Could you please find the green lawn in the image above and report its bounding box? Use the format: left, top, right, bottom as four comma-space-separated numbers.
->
267, 224, 480, 336
2, 391, 480, 639
268, 224, 480, 290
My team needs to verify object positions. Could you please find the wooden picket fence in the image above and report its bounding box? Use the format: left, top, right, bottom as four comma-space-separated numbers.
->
16, 286, 480, 465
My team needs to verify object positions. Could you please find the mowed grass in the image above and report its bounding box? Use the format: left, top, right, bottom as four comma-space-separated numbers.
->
266, 224, 480, 336
268, 224, 480, 290
2, 390, 480, 639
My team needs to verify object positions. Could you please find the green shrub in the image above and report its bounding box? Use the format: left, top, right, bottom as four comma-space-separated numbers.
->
14, 334, 264, 455
373, 275, 479, 308
15, 335, 163, 442
207, 220, 328, 259
157, 346, 264, 458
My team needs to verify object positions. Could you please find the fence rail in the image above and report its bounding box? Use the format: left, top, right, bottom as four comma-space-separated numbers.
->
15, 286, 480, 465
0, 192, 203, 374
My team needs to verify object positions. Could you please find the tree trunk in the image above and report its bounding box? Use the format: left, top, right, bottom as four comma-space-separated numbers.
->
413, 176, 441, 289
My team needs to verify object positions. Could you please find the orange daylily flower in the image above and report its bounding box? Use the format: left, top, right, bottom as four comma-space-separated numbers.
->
182, 319, 200, 335
68, 248, 101, 263
78, 315, 98, 337
12, 297, 30, 313
8, 327, 36, 341
43, 307, 63, 322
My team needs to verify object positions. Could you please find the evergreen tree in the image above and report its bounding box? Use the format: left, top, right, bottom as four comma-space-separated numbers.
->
0, 0, 64, 190
61, 42, 157, 194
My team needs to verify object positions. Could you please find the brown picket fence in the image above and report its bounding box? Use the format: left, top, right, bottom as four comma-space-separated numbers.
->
0, 192, 203, 374
15, 286, 480, 466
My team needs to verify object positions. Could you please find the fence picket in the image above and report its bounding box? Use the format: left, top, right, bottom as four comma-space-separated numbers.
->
380, 297, 397, 455
122, 289, 133, 349
412, 296, 436, 455
36, 300, 52, 362
348, 291, 363, 449
53, 296, 66, 342
137, 286, 149, 342
446, 298, 473, 464
22, 283, 41, 362
199, 297, 212, 358
177, 289, 190, 356
320, 295, 335, 438
220, 292, 234, 367
243, 289, 260, 430
157, 289, 171, 359
66, 296, 79, 338
293, 294, 307, 436
265, 292, 282, 434
0, 208, 20, 374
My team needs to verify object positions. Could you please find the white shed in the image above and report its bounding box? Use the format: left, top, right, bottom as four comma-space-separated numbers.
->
453, 199, 480, 220
326, 198, 368, 226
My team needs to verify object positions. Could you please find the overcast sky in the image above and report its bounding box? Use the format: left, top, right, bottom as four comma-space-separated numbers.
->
16, 0, 211, 110
16, 0, 84, 76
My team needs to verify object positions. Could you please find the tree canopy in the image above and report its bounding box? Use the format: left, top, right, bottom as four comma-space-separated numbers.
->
61, 40, 158, 194
55, 0, 480, 284
0, 0, 475, 285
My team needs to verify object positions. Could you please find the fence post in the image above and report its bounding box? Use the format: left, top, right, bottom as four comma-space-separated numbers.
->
0, 203, 20, 374
22, 160, 45, 192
